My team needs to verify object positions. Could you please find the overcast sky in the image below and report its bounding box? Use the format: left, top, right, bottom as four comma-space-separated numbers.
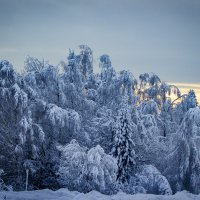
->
0, 0, 200, 83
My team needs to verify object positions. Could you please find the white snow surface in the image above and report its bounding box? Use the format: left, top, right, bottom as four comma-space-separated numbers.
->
0, 189, 199, 200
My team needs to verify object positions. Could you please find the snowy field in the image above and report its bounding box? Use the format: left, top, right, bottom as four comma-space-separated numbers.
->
0, 189, 199, 200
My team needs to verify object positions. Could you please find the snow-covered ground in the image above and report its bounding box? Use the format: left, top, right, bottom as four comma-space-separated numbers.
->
0, 189, 199, 200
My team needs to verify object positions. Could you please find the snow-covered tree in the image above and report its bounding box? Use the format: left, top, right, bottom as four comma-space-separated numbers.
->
58, 140, 117, 194
118, 70, 137, 104
164, 107, 200, 194
0, 169, 12, 191
0, 60, 16, 87
139, 100, 159, 116
160, 99, 177, 137
24, 56, 62, 106
45, 103, 81, 144
0, 80, 46, 190
24, 56, 45, 72
112, 95, 136, 183
134, 165, 172, 195
181, 89, 198, 112
78, 45, 93, 78
173, 89, 198, 125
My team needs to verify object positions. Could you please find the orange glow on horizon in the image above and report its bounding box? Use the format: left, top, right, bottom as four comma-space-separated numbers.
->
169, 82, 200, 103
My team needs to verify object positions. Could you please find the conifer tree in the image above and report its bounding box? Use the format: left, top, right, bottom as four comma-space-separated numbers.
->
112, 95, 136, 183
185, 89, 198, 110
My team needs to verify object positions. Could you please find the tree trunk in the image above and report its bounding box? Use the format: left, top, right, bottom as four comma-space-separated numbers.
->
25, 169, 29, 191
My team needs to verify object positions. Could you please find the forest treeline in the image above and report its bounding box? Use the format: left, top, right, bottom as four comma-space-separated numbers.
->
0, 45, 199, 195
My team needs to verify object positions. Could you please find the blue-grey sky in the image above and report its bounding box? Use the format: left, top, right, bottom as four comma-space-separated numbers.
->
0, 0, 200, 83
